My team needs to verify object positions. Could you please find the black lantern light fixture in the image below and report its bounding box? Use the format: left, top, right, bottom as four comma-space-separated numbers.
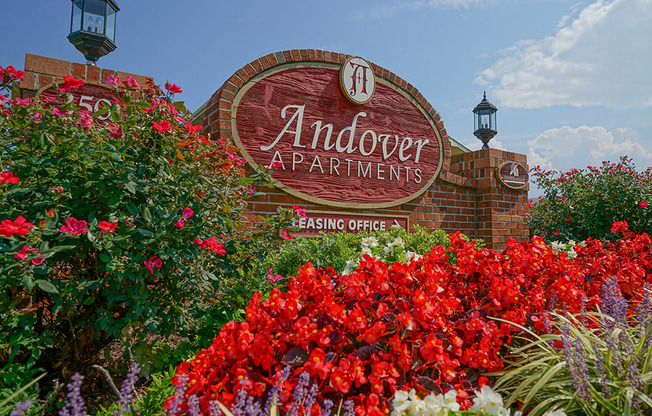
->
67, 0, 119, 66
473, 92, 498, 149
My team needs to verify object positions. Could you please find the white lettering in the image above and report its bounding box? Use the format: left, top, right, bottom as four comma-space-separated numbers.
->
271, 151, 285, 170
377, 163, 385, 180
310, 121, 335, 150
330, 157, 340, 175
359, 130, 377, 156
261, 104, 305, 151
358, 161, 372, 178
399, 137, 413, 162
345, 159, 354, 176
413, 139, 430, 163
337, 219, 345, 230
414, 168, 422, 183
336, 112, 366, 153
292, 152, 304, 170
390, 165, 400, 181
309, 155, 324, 173
382, 134, 399, 160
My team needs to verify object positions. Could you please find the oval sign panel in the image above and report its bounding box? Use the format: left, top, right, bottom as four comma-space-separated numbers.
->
496, 162, 528, 190
231, 56, 444, 208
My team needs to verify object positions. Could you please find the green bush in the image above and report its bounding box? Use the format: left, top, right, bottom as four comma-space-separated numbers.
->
260, 226, 465, 280
529, 157, 651, 242
0, 69, 293, 398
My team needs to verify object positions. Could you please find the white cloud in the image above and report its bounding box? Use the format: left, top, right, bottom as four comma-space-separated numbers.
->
527, 125, 652, 172
477, 0, 652, 109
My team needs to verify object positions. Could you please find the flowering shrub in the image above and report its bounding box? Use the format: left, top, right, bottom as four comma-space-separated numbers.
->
166, 227, 651, 415
495, 279, 652, 415
529, 157, 651, 241
0, 66, 293, 394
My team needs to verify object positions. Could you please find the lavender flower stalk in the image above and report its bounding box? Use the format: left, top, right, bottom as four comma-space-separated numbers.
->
114, 362, 140, 416
59, 373, 87, 416
166, 373, 189, 416
10, 400, 32, 416
321, 399, 334, 416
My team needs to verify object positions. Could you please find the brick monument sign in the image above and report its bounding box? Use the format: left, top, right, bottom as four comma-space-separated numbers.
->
17, 51, 529, 250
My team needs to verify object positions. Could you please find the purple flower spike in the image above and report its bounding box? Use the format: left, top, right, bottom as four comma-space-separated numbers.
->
114, 362, 141, 415
59, 373, 87, 416
10, 400, 32, 416
166, 373, 189, 416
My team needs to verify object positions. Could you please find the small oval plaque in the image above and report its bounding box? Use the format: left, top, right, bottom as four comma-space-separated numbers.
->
496, 162, 528, 190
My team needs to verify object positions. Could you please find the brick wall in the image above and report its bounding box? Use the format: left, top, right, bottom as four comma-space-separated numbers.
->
204, 49, 530, 250
17, 53, 152, 99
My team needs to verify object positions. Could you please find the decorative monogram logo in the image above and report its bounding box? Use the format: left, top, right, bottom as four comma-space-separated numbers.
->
340, 57, 375, 105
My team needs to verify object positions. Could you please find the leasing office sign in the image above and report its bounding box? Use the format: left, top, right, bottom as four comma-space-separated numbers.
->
228, 52, 444, 208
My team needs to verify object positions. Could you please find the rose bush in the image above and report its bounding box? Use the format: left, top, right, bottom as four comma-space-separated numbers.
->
0, 66, 294, 397
165, 226, 651, 415
529, 157, 651, 242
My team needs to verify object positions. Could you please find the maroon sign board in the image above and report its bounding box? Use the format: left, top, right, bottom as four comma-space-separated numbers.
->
293, 211, 409, 236
230, 55, 444, 209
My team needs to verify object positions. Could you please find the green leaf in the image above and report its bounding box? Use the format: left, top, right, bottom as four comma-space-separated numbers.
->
111, 152, 121, 161
125, 182, 137, 194
138, 229, 154, 237
99, 252, 111, 263
126, 202, 139, 216
92, 107, 110, 118
143, 207, 152, 223
133, 102, 153, 108
34, 279, 59, 294
83, 296, 96, 305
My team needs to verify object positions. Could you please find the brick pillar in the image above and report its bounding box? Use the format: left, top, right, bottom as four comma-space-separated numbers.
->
451, 148, 529, 249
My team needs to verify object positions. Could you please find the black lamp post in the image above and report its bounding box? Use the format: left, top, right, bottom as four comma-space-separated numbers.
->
67, 0, 119, 66
473, 92, 498, 149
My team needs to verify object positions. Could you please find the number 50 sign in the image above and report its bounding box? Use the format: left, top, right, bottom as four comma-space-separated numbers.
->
36, 81, 117, 121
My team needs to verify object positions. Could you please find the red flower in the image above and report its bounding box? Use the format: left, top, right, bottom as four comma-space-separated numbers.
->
59, 217, 89, 236
195, 237, 226, 255
152, 120, 174, 132
59, 76, 84, 93
567, 216, 572, 222
182, 208, 194, 219
175, 219, 185, 229
280, 230, 294, 240
98, 221, 118, 232
165, 82, 183, 94
14, 245, 38, 260
0, 216, 35, 238
640, 201, 649, 208
0, 171, 20, 184
610, 220, 629, 234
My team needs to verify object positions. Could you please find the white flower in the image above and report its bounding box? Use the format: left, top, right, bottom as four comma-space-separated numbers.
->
421, 394, 447, 416
392, 390, 411, 414
405, 251, 421, 262
391, 237, 405, 248
472, 386, 504, 415
361, 237, 379, 247
442, 390, 460, 411
361, 246, 373, 257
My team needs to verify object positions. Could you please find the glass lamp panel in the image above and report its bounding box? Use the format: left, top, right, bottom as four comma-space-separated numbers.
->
83, 0, 106, 34
480, 113, 490, 129
105, 5, 116, 41
71, 0, 83, 33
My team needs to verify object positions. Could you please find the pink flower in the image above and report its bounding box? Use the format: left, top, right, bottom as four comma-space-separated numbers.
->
14, 246, 37, 260
31, 256, 46, 266
566, 216, 572, 222
98, 221, 118, 232
122, 75, 141, 90
143, 255, 162, 275
0, 216, 35, 238
280, 230, 294, 240
552, 230, 560, 236
14, 97, 33, 106
53, 186, 63, 194
104, 74, 120, 87
176, 219, 185, 229
267, 268, 283, 284
77, 115, 93, 130
182, 208, 194, 219
33, 112, 43, 123
59, 217, 89, 236
165, 82, 183, 94
292, 205, 307, 219
0, 171, 20, 184
152, 120, 174, 132
52, 108, 67, 117
640, 201, 649, 208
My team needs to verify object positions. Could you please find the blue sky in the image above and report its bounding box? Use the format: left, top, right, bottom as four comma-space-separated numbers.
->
2, 0, 651, 196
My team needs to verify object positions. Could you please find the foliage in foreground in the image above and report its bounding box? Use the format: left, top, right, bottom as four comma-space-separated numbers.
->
529, 156, 651, 242
0, 66, 294, 401
165, 227, 651, 415
496, 278, 652, 416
